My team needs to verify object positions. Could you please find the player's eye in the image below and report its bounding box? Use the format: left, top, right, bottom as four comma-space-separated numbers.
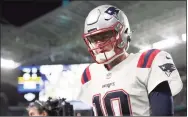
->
103, 31, 114, 39
87, 30, 114, 43
87, 35, 103, 43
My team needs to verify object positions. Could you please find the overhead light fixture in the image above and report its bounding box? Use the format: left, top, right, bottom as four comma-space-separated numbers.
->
1, 58, 20, 69
182, 33, 186, 41
152, 38, 177, 49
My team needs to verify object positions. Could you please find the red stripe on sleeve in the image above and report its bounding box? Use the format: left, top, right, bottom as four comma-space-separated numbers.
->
81, 76, 84, 84
146, 49, 161, 68
137, 50, 148, 68
86, 67, 91, 81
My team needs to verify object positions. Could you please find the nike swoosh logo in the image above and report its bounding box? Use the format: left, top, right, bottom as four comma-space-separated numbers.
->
166, 56, 171, 59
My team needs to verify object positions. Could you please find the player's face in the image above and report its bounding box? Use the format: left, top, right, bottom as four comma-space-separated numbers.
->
87, 30, 116, 54
27, 107, 46, 116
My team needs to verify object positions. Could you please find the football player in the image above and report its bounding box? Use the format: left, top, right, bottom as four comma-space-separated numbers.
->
77, 5, 183, 116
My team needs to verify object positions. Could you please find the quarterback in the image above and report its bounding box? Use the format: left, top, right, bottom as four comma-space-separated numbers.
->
77, 5, 183, 116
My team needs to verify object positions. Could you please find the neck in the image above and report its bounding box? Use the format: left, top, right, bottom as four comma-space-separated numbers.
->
104, 53, 128, 70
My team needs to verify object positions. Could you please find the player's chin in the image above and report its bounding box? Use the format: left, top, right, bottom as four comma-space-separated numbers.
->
95, 54, 113, 64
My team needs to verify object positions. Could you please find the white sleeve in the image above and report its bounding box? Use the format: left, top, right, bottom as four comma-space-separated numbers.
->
76, 66, 93, 106
147, 51, 183, 96
76, 83, 92, 106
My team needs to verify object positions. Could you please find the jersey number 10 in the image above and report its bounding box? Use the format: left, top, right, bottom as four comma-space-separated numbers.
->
92, 89, 132, 116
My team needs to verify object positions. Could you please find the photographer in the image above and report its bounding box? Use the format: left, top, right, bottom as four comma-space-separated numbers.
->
27, 100, 48, 116
27, 98, 74, 116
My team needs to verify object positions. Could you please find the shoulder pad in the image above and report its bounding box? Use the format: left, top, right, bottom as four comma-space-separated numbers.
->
137, 49, 161, 68
81, 65, 91, 85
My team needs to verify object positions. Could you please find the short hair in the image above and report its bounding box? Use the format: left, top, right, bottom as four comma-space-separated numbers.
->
27, 100, 45, 114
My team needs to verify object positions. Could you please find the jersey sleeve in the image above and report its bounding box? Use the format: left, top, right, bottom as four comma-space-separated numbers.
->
138, 49, 183, 96
76, 66, 92, 106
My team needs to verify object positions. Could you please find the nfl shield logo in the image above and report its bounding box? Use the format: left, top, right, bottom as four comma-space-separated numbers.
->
106, 73, 112, 79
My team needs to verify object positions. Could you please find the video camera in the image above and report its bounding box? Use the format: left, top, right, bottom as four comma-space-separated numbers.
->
43, 97, 74, 116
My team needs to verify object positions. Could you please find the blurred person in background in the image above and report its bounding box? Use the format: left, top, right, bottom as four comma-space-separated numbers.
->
76, 112, 81, 116
77, 4, 183, 116
27, 97, 74, 116
27, 100, 48, 116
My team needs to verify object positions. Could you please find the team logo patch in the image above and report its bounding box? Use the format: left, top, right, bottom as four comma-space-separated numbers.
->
159, 63, 176, 77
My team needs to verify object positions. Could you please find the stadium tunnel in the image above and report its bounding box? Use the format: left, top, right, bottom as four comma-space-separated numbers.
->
0, 0, 187, 116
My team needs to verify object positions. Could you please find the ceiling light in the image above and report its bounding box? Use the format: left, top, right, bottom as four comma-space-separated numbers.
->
152, 38, 177, 49
1, 58, 20, 69
182, 33, 186, 41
